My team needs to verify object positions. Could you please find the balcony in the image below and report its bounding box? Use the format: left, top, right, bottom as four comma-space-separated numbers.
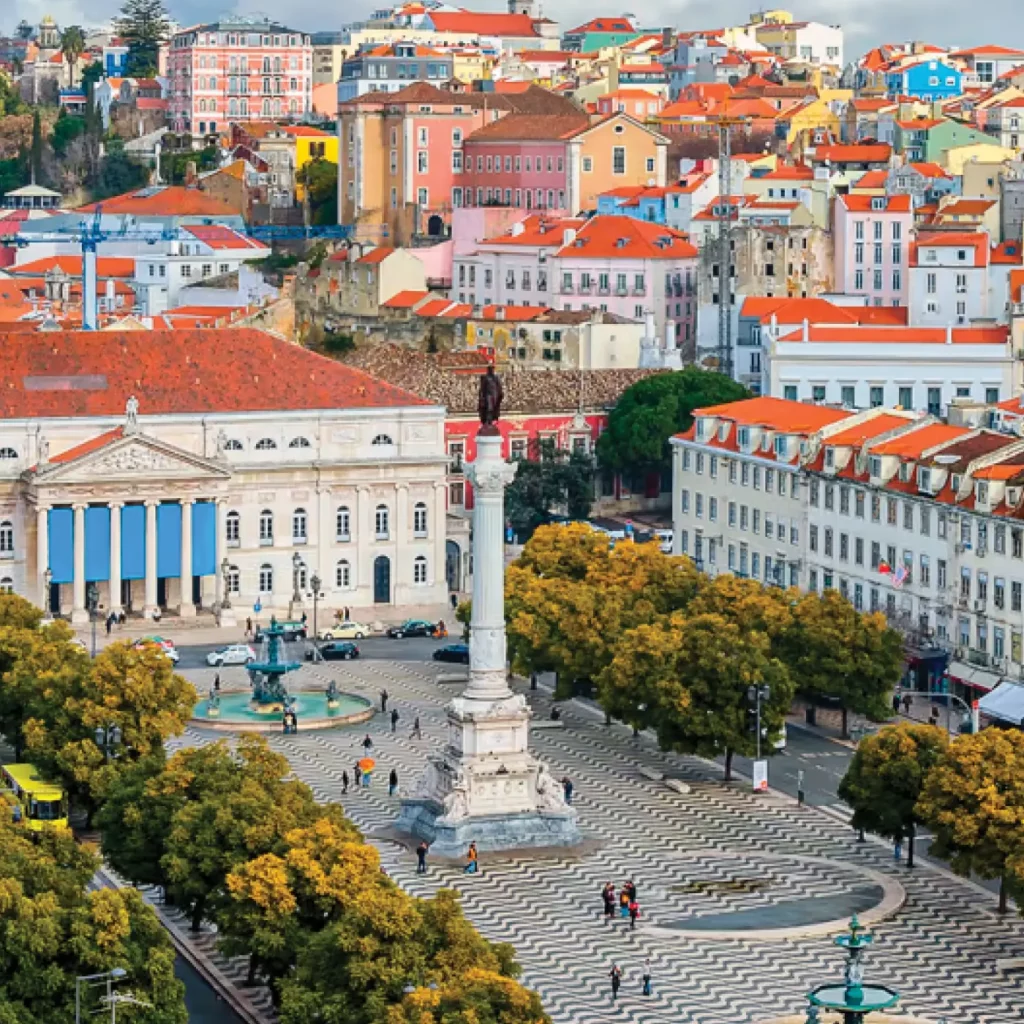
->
598, 286, 610, 295
967, 648, 992, 668
614, 285, 628, 296
561, 283, 574, 294
632, 286, 646, 296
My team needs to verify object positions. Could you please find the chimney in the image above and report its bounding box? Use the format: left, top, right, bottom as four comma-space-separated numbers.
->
661, 26, 673, 48
802, 317, 809, 341
563, 228, 577, 246
105, 278, 115, 309
946, 323, 953, 344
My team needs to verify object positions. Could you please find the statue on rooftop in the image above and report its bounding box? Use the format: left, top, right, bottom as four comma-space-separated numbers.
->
478, 367, 503, 428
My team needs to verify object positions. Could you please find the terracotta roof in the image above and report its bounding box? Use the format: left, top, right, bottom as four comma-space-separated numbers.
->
741, 297, 908, 326
480, 214, 586, 247
992, 240, 1024, 264
852, 169, 888, 189
778, 326, 1008, 345
415, 298, 456, 318
974, 461, 1024, 480
465, 112, 588, 141
949, 45, 1024, 57
813, 143, 891, 163
477, 304, 548, 320
909, 161, 951, 178
50, 427, 125, 465
910, 231, 988, 267
0, 329, 430, 418
568, 17, 635, 33
850, 98, 893, 111
825, 414, 915, 446
895, 118, 944, 130
182, 225, 267, 251
870, 423, 971, 457
0, 279, 33, 323
282, 125, 332, 137
428, 11, 543, 36
937, 198, 997, 217
382, 290, 431, 309
686, 396, 851, 433
341, 82, 580, 117
356, 247, 395, 265
761, 163, 813, 180
10, 255, 135, 278
554, 216, 697, 260
839, 194, 912, 213
77, 186, 242, 217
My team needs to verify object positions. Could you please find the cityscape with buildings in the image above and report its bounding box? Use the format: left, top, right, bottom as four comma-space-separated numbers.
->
2, 1, 1024, 1022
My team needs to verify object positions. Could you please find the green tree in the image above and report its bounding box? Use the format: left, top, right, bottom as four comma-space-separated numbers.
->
596, 369, 749, 481
782, 590, 903, 737
88, 147, 149, 201
505, 443, 594, 540
299, 158, 339, 226
838, 722, 948, 868
59, 25, 86, 88
51, 110, 87, 156
16, 20, 34, 40
22, 640, 197, 819
116, 0, 170, 78
917, 729, 1024, 913
80, 60, 105, 94
30, 108, 43, 185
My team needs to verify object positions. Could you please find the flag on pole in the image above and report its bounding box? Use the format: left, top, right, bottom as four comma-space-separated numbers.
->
892, 564, 909, 589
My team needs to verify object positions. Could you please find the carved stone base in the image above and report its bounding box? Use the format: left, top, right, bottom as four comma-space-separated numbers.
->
178, 602, 197, 619
217, 606, 237, 628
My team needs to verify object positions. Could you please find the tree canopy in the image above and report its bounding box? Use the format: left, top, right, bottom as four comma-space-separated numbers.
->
300, 158, 339, 226
505, 443, 594, 541
838, 722, 949, 867
596, 369, 749, 477
116, 0, 170, 78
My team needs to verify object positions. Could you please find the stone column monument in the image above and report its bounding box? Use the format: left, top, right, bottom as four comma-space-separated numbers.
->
396, 369, 582, 855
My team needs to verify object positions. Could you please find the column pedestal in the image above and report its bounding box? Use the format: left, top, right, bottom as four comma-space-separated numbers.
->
397, 428, 582, 856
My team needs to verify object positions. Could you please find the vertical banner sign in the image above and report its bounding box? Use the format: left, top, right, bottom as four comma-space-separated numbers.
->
752, 759, 769, 793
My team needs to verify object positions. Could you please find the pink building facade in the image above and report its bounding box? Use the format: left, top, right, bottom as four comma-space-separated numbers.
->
834, 193, 912, 307
167, 17, 312, 137
458, 137, 571, 212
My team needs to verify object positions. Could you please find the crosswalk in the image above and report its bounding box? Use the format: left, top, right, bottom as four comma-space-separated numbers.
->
164, 659, 1024, 1024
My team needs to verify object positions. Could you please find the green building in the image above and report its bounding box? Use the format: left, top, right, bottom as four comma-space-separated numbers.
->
563, 17, 641, 52
893, 116, 1002, 164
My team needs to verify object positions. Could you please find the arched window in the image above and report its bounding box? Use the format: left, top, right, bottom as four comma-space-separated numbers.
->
224, 438, 243, 450
273, 98, 282, 116
0, 577, 12, 594
262, 98, 271, 116
0, 448, 18, 459
225, 510, 240, 545
336, 506, 351, 541
229, 98, 238, 116
241, 99, 249, 116
259, 509, 273, 544
375, 504, 389, 540
255, 438, 277, 450
413, 556, 427, 585
259, 563, 273, 592
289, 99, 298, 114
0, 521, 12, 554
336, 559, 351, 589
289, 437, 311, 448
227, 564, 240, 594
413, 502, 428, 537
292, 508, 307, 543
372, 434, 394, 446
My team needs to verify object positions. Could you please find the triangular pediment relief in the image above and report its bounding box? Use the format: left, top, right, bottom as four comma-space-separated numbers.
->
34, 433, 231, 484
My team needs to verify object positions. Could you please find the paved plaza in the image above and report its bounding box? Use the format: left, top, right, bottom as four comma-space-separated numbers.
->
167, 657, 1024, 1023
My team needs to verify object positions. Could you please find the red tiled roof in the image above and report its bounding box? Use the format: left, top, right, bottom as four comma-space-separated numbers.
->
895, 118, 944, 130
778, 326, 1008, 345
356, 247, 394, 265
427, 11, 543, 36
465, 113, 588, 141
839, 194, 912, 213
568, 17, 635, 33
813, 143, 892, 163
554, 216, 698, 260
992, 240, 1024, 264
910, 231, 988, 267
909, 161, 951, 178
937, 198, 997, 217
741, 297, 908, 326
77, 186, 242, 217
415, 298, 456, 318
10, 255, 135, 278
50, 427, 125, 465
825, 414, 915, 446
870, 423, 970, 456
949, 44, 1024, 57
761, 163, 814, 180
381, 290, 429, 309
852, 169, 888, 189
0, 329, 430, 417
481, 215, 585, 247
478, 305, 548, 320
182, 225, 267, 251
686, 396, 851, 433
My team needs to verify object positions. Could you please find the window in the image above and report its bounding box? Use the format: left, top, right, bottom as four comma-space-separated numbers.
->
255, 438, 277, 450
0, 521, 12, 554
289, 437, 311, 448
0, 448, 17, 460
259, 563, 273, 593
336, 559, 352, 589
259, 509, 273, 545
336, 506, 351, 541
372, 434, 394, 446
292, 508, 307, 543
375, 504, 390, 539
414, 501, 428, 537
612, 147, 625, 174
225, 510, 240, 546
414, 556, 428, 584
582, 156, 593, 172
227, 564, 240, 595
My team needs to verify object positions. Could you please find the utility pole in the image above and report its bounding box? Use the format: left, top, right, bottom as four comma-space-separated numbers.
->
714, 108, 749, 380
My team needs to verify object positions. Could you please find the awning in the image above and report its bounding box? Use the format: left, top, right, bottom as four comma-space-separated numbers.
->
978, 681, 1024, 726
947, 660, 1001, 693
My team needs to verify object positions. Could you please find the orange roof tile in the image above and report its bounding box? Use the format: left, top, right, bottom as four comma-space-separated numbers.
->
50, 427, 126, 465
974, 462, 1024, 480
839, 194, 912, 213
778, 326, 1007, 345
382, 290, 430, 309
481, 215, 586, 247
909, 161, 951, 178
852, 169, 888, 189
477, 305, 548, 320
761, 163, 814, 181
896, 118, 944, 130
554, 216, 698, 260
77, 186, 242, 217
688, 396, 851, 433
10, 255, 135, 278
870, 423, 971, 456
825, 414, 915, 446
910, 231, 988, 267
465, 113, 588, 141
937, 198, 997, 217
815, 143, 891, 163
428, 11, 544, 36
182, 225, 267, 251
415, 299, 456, 318
356, 247, 394, 265
992, 240, 1024, 264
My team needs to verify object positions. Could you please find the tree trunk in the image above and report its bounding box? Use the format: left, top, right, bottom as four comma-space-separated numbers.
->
907, 823, 915, 869
841, 705, 849, 740
191, 899, 205, 933
724, 748, 734, 782
999, 875, 1009, 914
246, 953, 258, 986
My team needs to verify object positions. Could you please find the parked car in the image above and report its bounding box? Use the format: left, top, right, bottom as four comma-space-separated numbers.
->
386, 619, 437, 639
319, 621, 369, 640
206, 644, 256, 667
254, 620, 307, 642
134, 637, 180, 663
432, 643, 470, 664
308, 641, 359, 661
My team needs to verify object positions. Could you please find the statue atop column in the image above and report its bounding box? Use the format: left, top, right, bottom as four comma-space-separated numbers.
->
478, 367, 503, 431
125, 395, 140, 434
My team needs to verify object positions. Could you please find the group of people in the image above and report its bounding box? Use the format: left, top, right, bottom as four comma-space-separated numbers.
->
608, 959, 653, 1001
104, 611, 128, 633
282, 710, 299, 734
602, 880, 641, 930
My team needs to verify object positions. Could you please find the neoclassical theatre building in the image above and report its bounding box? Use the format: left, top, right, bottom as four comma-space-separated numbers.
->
0, 328, 450, 622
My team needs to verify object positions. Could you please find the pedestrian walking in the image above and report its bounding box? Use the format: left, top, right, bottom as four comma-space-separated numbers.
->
628, 898, 640, 930
892, 692, 901, 716
342, 770, 349, 794
562, 776, 574, 805
354, 762, 363, 788
389, 768, 399, 796
362, 734, 374, 754
624, 879, 637, 902
602, 882, 616, 922
641, 959, 652, 996
464, 841, 479, 874
609, 964, 622, 1003
214, 673, 221, 693
380, 689, 389, 713
619, 888, 630, 919
411, 716, 422, 739
246, 616, 253, 638
343, 606, 350, 621
105, 614, 113, 635
902, 693, 912, 715
450, 592, 458, 611
417, 840, 428, 874
391, 708, 400, 733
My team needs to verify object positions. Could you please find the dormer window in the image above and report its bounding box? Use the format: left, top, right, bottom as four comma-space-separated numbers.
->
824, 447, 835, 469
738, 426, 751, 450
869, 456, 882, 479
919, 467, 931, 493
695, 418, 710, 441
871, 197, 885, 211
774, 435, 789, 459
899, 463, 911, 483
978, 482, 989, 504
952, 473, 962, 493
718, 422, 729, 442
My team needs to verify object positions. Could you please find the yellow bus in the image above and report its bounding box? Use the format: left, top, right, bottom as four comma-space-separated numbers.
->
1, 763, 68, 831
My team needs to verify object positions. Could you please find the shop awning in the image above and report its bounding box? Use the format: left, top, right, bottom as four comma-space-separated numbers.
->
947, 660, 1002, 693
978, 681, 1024, 726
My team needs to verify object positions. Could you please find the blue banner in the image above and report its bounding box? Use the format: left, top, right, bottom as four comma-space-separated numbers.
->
192, 501, 216, 577
84, 506, 110, 582
121, 505, 145, 581
48, 508, 73, 585
157, 503, 181, 579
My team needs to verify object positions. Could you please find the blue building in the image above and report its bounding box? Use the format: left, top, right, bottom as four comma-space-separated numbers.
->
596, 187, 667, 224
886, 59, 962, 101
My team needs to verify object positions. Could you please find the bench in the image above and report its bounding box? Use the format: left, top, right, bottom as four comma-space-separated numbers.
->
638, 766, 665, 782
532, 719, 566, 730
664, 779, 691, 795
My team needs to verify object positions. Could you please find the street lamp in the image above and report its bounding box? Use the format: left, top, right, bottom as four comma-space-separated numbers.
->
94, 723, 122, 762
86, 581, 99, 658
309, 571, 322, 662
747, 684, 771, 760
75, 967, 127, 1024
220, 556, 232, 611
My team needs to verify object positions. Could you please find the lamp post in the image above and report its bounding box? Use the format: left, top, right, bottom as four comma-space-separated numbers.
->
94, 723, 122, 762
290, 551, 303, 619
220, 557, 232, 611
43, 567, 53, 619
310, 571, 322, 662
75, 967, 127, 1024
86, 581, 99, 658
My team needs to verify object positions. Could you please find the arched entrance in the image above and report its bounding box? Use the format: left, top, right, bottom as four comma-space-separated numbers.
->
373, 555, 391, 604
427, 214, 444, 237
445, 540, 461, 594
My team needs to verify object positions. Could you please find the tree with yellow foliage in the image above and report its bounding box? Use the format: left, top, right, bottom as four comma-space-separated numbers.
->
917, 728, 1024, 913
385, 969, 550, 1024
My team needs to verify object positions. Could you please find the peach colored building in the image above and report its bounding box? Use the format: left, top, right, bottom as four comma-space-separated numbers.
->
167, 16, 312, 137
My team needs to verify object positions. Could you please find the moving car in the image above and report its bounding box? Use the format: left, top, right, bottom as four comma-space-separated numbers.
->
206, 644, 257, 667
134, 637, 180, 663
254, 620, 307, 642
386, 619, 437, 639
432, 643, 469, 665
319, 621, 370, 640
307, 641, 359, 661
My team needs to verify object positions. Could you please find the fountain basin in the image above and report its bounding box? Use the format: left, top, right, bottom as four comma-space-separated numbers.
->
191, 690, 374, 732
